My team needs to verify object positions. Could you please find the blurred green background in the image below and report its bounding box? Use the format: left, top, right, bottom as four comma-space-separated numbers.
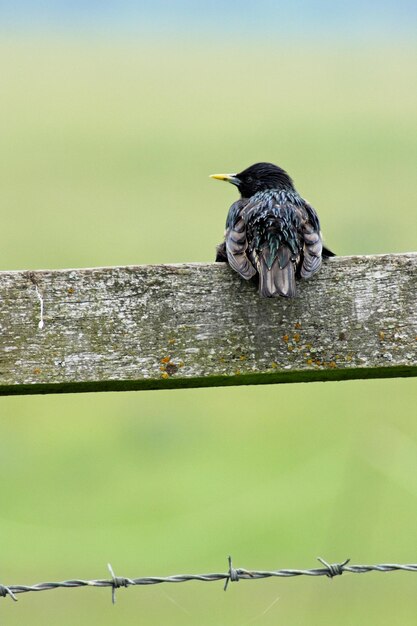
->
1, 9, 417, 624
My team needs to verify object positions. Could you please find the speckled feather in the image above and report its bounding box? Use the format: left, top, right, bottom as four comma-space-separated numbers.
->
215, 162, 329, 298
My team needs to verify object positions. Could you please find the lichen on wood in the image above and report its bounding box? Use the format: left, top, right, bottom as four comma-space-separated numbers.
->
0, 253, 416, 396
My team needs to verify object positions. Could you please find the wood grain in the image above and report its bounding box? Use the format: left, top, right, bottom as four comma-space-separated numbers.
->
0, 254, 416, 395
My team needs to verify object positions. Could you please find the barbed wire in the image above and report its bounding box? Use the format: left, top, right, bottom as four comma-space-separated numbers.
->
2, 557, 417, 604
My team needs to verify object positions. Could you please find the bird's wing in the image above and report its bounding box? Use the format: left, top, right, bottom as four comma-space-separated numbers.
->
224, 199, 257, 280
218, 194, 326, 297
300, 202, 323, 279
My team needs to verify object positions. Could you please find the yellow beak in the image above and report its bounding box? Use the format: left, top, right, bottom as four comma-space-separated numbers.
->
209, 173, 240, 185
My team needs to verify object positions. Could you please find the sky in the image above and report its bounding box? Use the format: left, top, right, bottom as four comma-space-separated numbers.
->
1, 0, 416, 38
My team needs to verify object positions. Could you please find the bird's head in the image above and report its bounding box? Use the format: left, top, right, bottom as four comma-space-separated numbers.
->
210, 162, 295, 198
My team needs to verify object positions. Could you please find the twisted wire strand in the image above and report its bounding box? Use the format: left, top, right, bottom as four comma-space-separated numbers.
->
2, 558, 417, 603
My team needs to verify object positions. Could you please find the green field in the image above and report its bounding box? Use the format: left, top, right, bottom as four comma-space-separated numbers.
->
1, 37, 416, 624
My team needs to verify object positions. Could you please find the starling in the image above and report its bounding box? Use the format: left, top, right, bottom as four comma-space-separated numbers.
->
211, 162, 334, 298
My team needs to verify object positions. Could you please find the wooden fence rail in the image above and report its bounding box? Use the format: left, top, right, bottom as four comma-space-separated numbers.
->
0, 253, 416, 396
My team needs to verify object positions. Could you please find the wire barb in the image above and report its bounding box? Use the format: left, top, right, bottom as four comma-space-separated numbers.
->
0, 584, 18, 602
317, 557, 350, 578
107, 563, 129, 604
224, 556, 240, 591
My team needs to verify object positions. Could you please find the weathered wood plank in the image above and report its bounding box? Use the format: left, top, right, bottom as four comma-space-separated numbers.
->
0, 254, 416, 396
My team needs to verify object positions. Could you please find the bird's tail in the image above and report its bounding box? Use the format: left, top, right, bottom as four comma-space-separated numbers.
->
257, 246, 296, 298
322, 245, 336, 258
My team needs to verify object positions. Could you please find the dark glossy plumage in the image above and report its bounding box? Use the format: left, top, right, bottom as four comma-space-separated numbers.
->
212, 162, 334, 298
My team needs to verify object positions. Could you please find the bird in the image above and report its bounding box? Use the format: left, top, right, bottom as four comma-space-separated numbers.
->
211, 162, 334, 298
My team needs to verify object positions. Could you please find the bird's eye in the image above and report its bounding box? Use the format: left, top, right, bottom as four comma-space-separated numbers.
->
246, 176, 252, 183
